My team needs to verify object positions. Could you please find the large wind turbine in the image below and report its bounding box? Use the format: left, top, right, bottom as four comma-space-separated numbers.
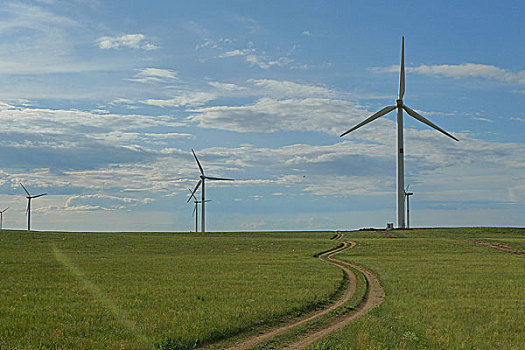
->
0, 207, 8, 230
188, 149, 233, 232
20, 183, 47, 232
340, 37, 458, 229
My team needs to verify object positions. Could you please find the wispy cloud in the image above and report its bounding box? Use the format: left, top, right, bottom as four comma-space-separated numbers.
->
65, 194, 154, 211
374, 63, 525, 84
142, 92, 216, 107
245, 54, 293, 69
472, 116, 493, 123
97, 34, 158, 50
128, 68, 178, 83
217, 49, 255, 58
208, 81, 246, 91
217, 48, 293, 69
248, 79, 335, 97
188, 97, 367, 134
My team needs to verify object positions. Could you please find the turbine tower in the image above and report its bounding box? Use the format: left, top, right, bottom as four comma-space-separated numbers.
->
188, 149, 233, 232
20, 183, 47, 232
340, 37, 458, 228
0, 207, 8, 230
187, 189, 210, 232
188, 189, 199, 232
404, 185, 414, 229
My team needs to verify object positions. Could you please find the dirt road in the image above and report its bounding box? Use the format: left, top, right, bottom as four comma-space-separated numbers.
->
226, 235, 385, 350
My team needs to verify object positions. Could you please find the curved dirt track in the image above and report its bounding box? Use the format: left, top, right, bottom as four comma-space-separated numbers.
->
285, 241, 385, 349
225, 235, 385, 350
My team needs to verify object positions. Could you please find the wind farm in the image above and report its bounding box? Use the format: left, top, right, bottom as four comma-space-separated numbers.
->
0, 1, 523, 350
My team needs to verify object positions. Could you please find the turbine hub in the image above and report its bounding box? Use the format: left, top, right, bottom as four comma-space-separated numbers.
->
396, 99, 403, 107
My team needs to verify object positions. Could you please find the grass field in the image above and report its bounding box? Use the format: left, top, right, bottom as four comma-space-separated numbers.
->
310, 227, 525, 350
0, 230, 342, 349
1, 228, 523, 350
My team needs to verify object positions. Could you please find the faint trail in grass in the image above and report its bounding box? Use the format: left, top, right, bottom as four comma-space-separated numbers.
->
51, 244, 150, 347
469, 240, 525, 255
226, 235, 381, 350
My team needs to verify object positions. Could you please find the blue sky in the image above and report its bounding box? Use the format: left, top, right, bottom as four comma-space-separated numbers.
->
0, 0, 524, 231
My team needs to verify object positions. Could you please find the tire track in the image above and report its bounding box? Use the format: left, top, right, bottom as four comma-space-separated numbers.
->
226, 235, 384, 350
286, 242, 385, 349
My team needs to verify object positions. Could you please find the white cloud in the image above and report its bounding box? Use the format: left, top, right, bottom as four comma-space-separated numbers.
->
97, 34, 158, 50
217, 48, 293, 69
144, 132, 193, 139
374, 63, 525, 84
245, 54, 293, 69
208, 81, 246, 91
65, 194, 154, 211
128, 68, 178, 83
195, 37, 233, 50
142, 92, 216, 107
0, 103, 179, 136
248, 79, 335, 97
188, 97, 368, 134
472, 117, 493, 123
218, 49, 255, 58
302, 31, 312, 36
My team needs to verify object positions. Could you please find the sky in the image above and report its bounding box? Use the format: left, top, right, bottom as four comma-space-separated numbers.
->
0, 0, 524, 232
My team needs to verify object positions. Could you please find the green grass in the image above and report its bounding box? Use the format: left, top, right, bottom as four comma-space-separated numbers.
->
0, 230, 342, 349
310, 227, 525, 350
2, 228, 523, 350
250, 265, 368, 350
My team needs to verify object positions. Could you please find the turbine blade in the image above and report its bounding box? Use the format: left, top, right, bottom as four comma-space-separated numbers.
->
191, 149, 205, 176
204, 176, 234, 181
26, 202, 29, 215
192, 204, 197, 216
187, 180, 202, 203
188, 188, 197, 201
20, 183, 30, 196
340, 105, 396, 137
32, 193, 47, 199
402, 105, 459, 141
399, 36, 405, 99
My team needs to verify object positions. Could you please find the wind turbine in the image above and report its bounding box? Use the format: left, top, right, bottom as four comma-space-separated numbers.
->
20, 183, 47, 232
404, 185, 414, 229
0, 207, 8, 230
188, 149, 234, 232
187, 189, 210, 232
340, 37, 458, 228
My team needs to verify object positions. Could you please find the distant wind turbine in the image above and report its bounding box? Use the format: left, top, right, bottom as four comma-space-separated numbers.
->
0, 207, 8, 230
340, 37, 458, 228
404, 185, 414, 229
20, 183, 47, 232
188, 149, 234, 232
187, 188, 210, 232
